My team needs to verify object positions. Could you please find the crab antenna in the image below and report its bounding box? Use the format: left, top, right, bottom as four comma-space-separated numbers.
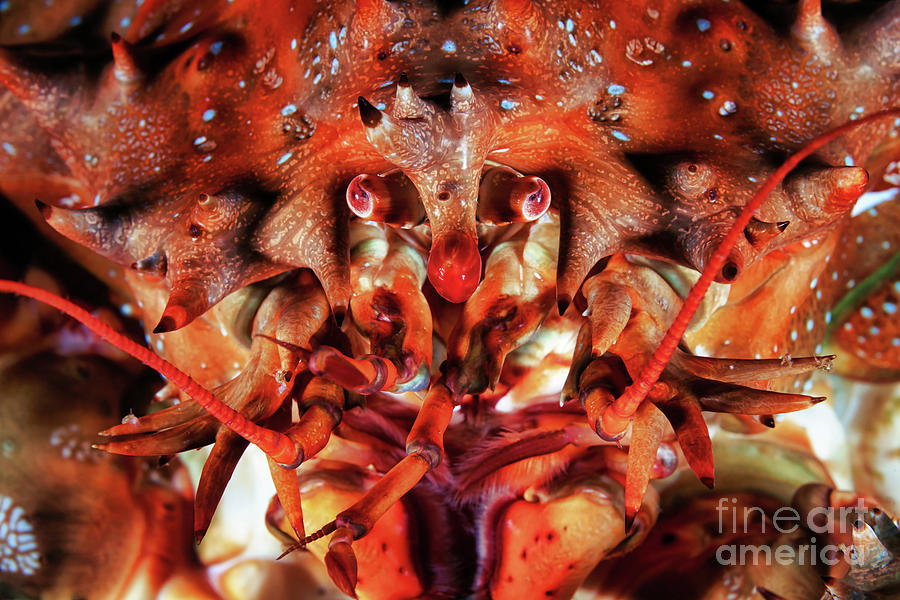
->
604, 108, 900, 434
277, 520, 338, 559
0, 279, 300, 464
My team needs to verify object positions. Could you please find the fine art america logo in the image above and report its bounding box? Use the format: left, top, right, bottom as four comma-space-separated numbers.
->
714, 496, 869, 566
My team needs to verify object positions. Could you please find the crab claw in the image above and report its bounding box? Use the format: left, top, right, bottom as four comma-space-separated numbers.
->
325, 527, 359, 598
346, 224, 432, 391
444, 218, 558, 395
274, 451, 457, 599
309, 346, 399, 394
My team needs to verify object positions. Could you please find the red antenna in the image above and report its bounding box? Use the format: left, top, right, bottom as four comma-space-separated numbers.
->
598, 108, 900, 438
0, 279, 300, 465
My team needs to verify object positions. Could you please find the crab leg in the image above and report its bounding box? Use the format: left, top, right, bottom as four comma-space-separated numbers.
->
623, 401, 669, 529
287, 379, 455, 596
311, 225, 431, 393
267, 376, 347, 540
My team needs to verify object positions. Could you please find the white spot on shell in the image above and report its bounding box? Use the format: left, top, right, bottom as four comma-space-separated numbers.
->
718, 100, 737, 116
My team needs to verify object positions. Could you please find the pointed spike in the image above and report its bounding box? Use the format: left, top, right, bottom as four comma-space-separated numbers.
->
582, 279, 632, 357
153, 315, 177, 334
797, 0, 822, 19
195, 431, 250, 538
40, 203, 138, 265
155, 298, 191, 332
311, 259, 351, 328
393, 74, 428, 119
325, 530, 359, 598
358, 96, 382, 127
562, 322, 592, 403
95, 416, 218, 456
268, 456, 305, 540
777, 220, 789, 232
256, 189, 351, 323
155, 251, 282, 334
131, 250, 167, 277
111, 31, 142, 84
155, 270, 239, 332
624, 402, 666, 528
744, 217, 788, 247
674, 352, 836, 382
624, 511, 635, 534
792, 0, 842, 59
786, 166, 869, 223
655, 397, 714, 486
693, 379, 826, 415
34, 199, 52, 219
450, 73, 475, 112
554, 184, 632, 315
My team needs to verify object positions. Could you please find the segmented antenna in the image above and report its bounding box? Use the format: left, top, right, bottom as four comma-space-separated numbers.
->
0, 279, 299, 464
608, 108, 900, 430
277, 520, 338, 559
